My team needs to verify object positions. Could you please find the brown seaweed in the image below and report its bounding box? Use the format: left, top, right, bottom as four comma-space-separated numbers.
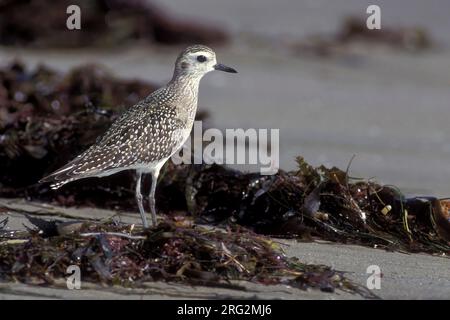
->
0, 0, 228, 48
0, 216, 374, 297
293, 16, 433, 58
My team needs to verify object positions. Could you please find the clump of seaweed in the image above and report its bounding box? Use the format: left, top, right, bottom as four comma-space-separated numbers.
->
0, 216, 372, 297
158, 158, 450, 254
0, 0, 228, 48
292, 16, 433, 58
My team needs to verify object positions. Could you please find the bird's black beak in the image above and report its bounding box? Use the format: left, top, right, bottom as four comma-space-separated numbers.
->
214, 63, 237, 73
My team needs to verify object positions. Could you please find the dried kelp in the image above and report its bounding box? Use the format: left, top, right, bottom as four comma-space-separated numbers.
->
293, 16, 433, 58
337, 17, 432, 50
0, 0, 228, 47
0, 216, 373, 297
0, 61, 449, 255
159, 159, 450, 254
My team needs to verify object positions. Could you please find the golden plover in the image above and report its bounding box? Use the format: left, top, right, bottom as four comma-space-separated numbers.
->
40, 45, 237, 228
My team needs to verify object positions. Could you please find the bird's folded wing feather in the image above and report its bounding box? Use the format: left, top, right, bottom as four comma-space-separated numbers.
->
40, 101, 185, 186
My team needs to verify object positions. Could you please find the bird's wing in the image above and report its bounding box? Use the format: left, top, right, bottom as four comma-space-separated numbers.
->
40, 101, 185, 189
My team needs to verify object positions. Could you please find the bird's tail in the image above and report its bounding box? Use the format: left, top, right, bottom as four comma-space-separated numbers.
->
38, 158, 85, 189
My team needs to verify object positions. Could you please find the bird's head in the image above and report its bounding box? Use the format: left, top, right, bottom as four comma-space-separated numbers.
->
174, 45, 237, 78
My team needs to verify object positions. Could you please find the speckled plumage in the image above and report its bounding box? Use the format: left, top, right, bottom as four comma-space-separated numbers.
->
43, 78, 199, 188
40, 45, 237, 228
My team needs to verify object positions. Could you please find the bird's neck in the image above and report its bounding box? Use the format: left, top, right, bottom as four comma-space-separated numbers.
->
169, 73, 202, 96
162, 74, 202, 120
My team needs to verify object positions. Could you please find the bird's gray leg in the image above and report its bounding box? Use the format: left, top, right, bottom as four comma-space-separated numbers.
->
149, 168, 160, 226
135, 171, 149, 228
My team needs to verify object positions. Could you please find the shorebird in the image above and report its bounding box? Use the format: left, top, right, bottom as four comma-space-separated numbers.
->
39, 45, 237, 228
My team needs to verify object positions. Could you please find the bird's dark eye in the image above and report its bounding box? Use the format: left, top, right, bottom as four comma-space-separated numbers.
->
197, 55, 207, 63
